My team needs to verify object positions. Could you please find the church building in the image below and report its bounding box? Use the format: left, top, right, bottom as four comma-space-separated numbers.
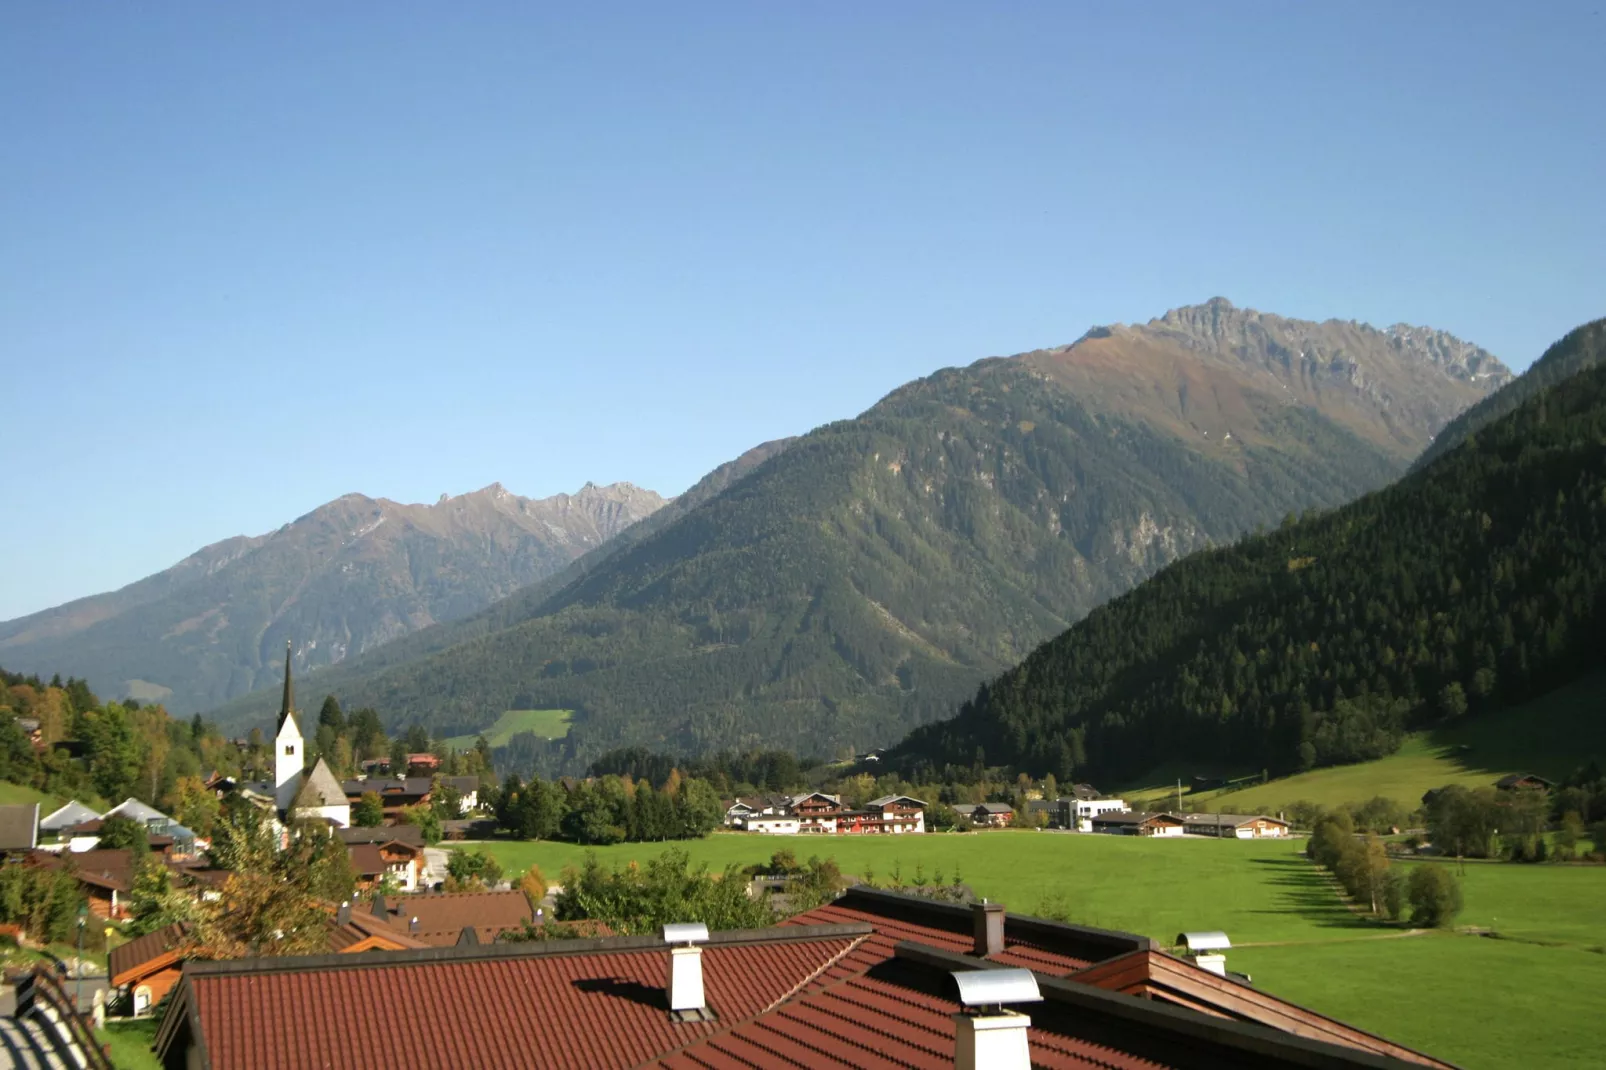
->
266, 642, 351, 828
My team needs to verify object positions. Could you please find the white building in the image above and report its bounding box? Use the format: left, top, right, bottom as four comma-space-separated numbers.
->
1074, 798, 1129, 832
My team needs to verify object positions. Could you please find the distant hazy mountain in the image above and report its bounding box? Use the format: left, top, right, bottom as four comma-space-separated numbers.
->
209, 300, 1510, 771
0, 482, 666, 712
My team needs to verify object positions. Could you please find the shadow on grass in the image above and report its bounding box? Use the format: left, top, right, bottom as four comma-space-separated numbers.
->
1246, 856, 1373, 930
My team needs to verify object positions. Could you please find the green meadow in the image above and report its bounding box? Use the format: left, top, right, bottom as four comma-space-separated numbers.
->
440, 708, 572, 750
466, 830, 1603, 1069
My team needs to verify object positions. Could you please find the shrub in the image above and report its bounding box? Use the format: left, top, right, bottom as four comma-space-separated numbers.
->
1407, 865, 1463, 928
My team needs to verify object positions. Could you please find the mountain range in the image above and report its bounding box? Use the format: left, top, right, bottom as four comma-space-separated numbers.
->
891, 317, 1606, 784
0, 482, 666, 713
190, 299, 1511, 769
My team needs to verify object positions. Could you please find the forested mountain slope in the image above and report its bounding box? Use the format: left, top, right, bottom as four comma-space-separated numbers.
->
0, 482, 665, 714
892, 343, 1606, 786
1414, 318, 1606, 470
208, 302, 1510, 771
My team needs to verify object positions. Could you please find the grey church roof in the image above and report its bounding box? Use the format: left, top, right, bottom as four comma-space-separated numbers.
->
293, 759, 349, 809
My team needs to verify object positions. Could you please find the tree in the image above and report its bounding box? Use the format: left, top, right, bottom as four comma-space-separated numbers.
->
317, 695, 345, 733
354, 792, 385, 828
446, 848, 504, 891
170, 775, 221, 838
554, 848, 774, 935
96, 814, 151, 855
1407, 865, 1463, 928
126, 857, 195, 936
1381, 868, 1409, 921
518, 863, 547, 907
1555, 811, 1584, 860
1307, 811, 1355, 870
389, 738, 409, 775
1438, 682, 1468, 720
397, 803, 442, 845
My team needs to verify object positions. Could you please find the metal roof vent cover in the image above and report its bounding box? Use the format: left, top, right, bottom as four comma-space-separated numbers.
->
664, 923, 712, 1018
951, 968, 1041, 1070
1176, 931, 1231, 977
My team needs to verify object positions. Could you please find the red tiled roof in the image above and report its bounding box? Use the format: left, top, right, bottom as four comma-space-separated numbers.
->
369, 890, 533, 944
176, 928, 868, 1070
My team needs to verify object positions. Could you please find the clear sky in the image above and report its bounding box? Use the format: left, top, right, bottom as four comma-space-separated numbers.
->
2, 2, 1603, 622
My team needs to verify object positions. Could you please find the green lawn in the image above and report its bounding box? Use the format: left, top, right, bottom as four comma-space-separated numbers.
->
99, 1017, 160, 1070
441, 708, 572, 750
471, 831, 1363, 944
1231, 935, 1606, 1070
1403, 858, 1606, 950
1126, 672, 1606, 815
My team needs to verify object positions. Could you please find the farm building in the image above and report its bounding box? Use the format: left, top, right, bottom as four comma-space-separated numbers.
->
1180, 814, 1290, 839
1090, 811, 1186, 837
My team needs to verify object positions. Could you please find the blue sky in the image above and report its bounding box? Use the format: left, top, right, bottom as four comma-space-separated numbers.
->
2, 2, 1603, 621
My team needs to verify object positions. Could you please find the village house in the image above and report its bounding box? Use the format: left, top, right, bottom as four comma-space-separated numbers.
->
1091, 811, 1187, 837
153, 884, 1459, 1070
1181, 813, 1291, 839
961, 801, 1016, 828
347, 839, 427, 893
362, 889, 535, 946
341, 776, 435, 818
26, 847, 136, 918
1495, 772, 1554, 792
790, 792, 842, 834
0, 803, 39, 858
36, 800, 100, 851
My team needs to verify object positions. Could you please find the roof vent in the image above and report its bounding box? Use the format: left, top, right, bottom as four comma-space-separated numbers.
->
951, 968, 1041, 1070
1176, 931, 1231, 976
409, 915, 419, 932
663, 923, 711, 1017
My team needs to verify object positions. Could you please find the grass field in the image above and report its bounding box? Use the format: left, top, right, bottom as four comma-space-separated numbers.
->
1230, 935, 1606, 1070
99, 1017, 160, 1070
441, 708, 572, 750
464, 830, 1603, 1068
473, 832, 1365, 944
0, 780, 70, 811
1127, 672, 1606, 815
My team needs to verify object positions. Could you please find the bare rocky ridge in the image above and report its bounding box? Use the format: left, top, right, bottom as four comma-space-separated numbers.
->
0, 481, 666, 712
1028, 298, 1510, 458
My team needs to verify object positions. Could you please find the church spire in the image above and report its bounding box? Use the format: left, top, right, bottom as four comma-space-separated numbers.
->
277, 640, 299, 733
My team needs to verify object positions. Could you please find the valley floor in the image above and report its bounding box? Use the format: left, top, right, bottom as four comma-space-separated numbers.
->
467, 830, 1606, 1069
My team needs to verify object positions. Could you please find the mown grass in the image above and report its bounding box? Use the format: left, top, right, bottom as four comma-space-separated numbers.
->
440, 708, 572, 750
1230, 935, 1606, 1070
1125, 672, 1606, 815
472, 831, 1362, 944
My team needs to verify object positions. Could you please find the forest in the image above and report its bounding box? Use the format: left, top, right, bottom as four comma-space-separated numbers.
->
893, 338, 1606, 786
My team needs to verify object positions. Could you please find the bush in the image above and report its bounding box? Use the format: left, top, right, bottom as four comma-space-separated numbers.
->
1382, 869, 1409, 921
1407, 865, 1463, 928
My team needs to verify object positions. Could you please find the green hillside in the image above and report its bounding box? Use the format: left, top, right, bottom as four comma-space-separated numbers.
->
215, 302, 1507, 772
894, 325, 1606, 786
441, 708, 573, 751
1127, 672, 1606, 813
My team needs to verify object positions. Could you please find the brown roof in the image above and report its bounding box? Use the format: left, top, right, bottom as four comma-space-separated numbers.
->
28, 847, 136, 892
110, 923, 193, 986
370, 890, 535, 946
160, 925, 870, 1070
347, 844, 388, 876
0, 804, 38, 851
336, 825, 425, 848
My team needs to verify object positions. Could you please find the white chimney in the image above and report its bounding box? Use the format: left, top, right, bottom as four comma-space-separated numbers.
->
951, 968, 1041, 1070
664, 923, 711, 1013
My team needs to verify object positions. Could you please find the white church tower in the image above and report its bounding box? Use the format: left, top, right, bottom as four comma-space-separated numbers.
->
274, 641, 305, 812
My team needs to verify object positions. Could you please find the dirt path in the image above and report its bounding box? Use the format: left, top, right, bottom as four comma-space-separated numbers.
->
1234, 929, 1429, 948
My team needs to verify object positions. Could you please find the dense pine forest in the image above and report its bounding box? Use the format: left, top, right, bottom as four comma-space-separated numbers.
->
893, 328, 1606, 786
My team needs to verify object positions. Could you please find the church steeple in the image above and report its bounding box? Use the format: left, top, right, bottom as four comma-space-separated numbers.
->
279, 640, 296, 721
